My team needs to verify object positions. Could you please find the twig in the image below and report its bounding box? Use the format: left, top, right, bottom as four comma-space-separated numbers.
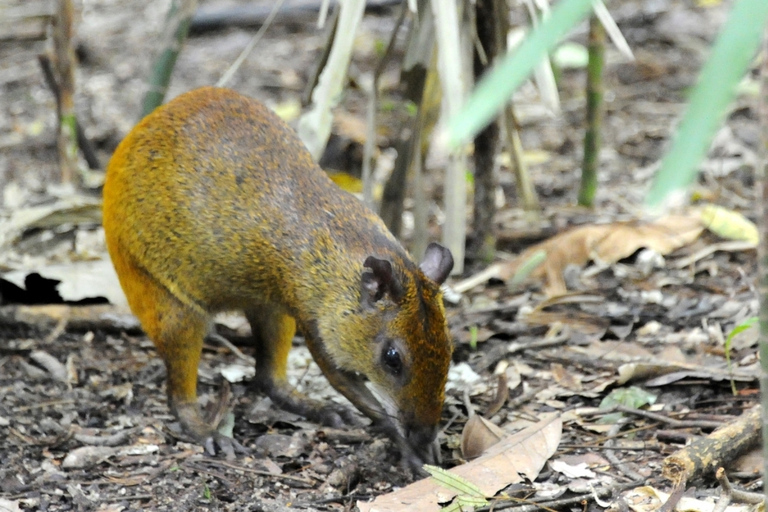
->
198, 459, 315, 485
302, 6, 339, 106
206, 331, 254, 365
604, 421, 646, 482
658, 481, 687, 512
715, 467, 764, 504
474, 481, 639, 512
216, 0, 287, 87
361, 3, 407, 207
181, 461, 236, 489
614, 405, 724, 430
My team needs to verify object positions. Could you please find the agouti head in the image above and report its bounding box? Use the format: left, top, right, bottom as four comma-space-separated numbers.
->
327, 243, 454, 458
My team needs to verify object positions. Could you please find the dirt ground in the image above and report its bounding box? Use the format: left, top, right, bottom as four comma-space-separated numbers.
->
0, 0, 763, 511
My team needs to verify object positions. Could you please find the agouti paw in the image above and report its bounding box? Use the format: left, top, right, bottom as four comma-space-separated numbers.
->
312, 404, 362, 428
202, 432, 250, 460
172, 401, 249, 460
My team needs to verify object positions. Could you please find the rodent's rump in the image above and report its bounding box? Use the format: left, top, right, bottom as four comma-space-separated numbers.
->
106, 87, 403, 312
102, 86, 454, 468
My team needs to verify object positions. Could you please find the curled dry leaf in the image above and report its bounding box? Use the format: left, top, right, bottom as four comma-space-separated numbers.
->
460, 415, 506, 459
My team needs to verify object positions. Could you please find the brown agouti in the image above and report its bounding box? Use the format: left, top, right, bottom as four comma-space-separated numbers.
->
102, 86, 454, 468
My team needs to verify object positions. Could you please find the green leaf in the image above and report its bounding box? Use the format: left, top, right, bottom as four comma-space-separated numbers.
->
508, 249, 547, 289
424, 465, 487, 499
645, 0, 768, 210
598, 386, 656, 424
441, 495, 490, 512
445, 0, 595, 147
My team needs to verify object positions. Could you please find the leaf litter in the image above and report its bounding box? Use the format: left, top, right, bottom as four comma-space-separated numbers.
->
0, 0, 763, 510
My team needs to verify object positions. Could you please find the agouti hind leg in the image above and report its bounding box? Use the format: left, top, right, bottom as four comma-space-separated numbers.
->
245, 306, 358, 427
112, 250, 243, 457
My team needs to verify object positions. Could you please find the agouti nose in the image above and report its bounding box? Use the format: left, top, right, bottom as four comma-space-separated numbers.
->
406, 424, 441, 464
407, 425, 438, 447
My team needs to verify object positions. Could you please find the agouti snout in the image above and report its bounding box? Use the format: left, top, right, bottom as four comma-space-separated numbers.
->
102, 86, 454, 468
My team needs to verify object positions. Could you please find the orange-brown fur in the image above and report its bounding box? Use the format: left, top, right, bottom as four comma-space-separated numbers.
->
102, 87, 453, 464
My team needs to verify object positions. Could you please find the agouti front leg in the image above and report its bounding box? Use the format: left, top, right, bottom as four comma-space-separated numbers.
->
245, 306, 359, 426
111, 250, 244, 457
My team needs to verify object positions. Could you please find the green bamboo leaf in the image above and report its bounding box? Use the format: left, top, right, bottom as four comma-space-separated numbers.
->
444, 0, 595, 148
508, 249, 547, 289
424, 464, 486, 499
645, 0, 768, 210
441, 495, 490, 512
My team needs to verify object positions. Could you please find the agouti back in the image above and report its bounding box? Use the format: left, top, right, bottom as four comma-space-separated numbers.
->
102, 86, 454, 466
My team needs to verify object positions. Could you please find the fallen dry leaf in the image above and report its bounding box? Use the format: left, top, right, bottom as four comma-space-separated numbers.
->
460, 415, 506, 459
488, 214, 703, 297
358, 414, 562, 512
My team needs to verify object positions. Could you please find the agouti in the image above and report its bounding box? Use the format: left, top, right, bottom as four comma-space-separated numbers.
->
102, 87, 454, 467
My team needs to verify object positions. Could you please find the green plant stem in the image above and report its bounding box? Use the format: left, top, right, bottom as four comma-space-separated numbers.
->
578, 15, 604, 207
141, 0, 197, 119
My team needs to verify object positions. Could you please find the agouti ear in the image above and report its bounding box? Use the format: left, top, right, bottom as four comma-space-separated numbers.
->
362, 256, 404, 305
419, 243, 454, 284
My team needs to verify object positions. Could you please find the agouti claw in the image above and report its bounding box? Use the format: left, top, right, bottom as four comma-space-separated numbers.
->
313, 403, 362, 428
173, 401, 249, 459
202, 433, 249, 460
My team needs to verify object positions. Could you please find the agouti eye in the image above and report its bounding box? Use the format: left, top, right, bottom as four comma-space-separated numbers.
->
382, 346, 402, 376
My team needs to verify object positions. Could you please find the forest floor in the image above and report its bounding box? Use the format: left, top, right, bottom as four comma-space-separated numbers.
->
0, 0, 763, 511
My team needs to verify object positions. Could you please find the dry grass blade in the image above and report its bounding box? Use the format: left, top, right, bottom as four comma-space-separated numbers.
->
298, 0, 366, 159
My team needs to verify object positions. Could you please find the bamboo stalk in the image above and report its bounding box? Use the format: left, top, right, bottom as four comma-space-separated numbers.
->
758, 30, 768, 504
141, 0, 198, 119
470, 0, 503, 263
52, 0, 78, 183
578, 15, 605, 207
430, 0, 467, 274
38, 54, 100, 170
503, 104, 538, 211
